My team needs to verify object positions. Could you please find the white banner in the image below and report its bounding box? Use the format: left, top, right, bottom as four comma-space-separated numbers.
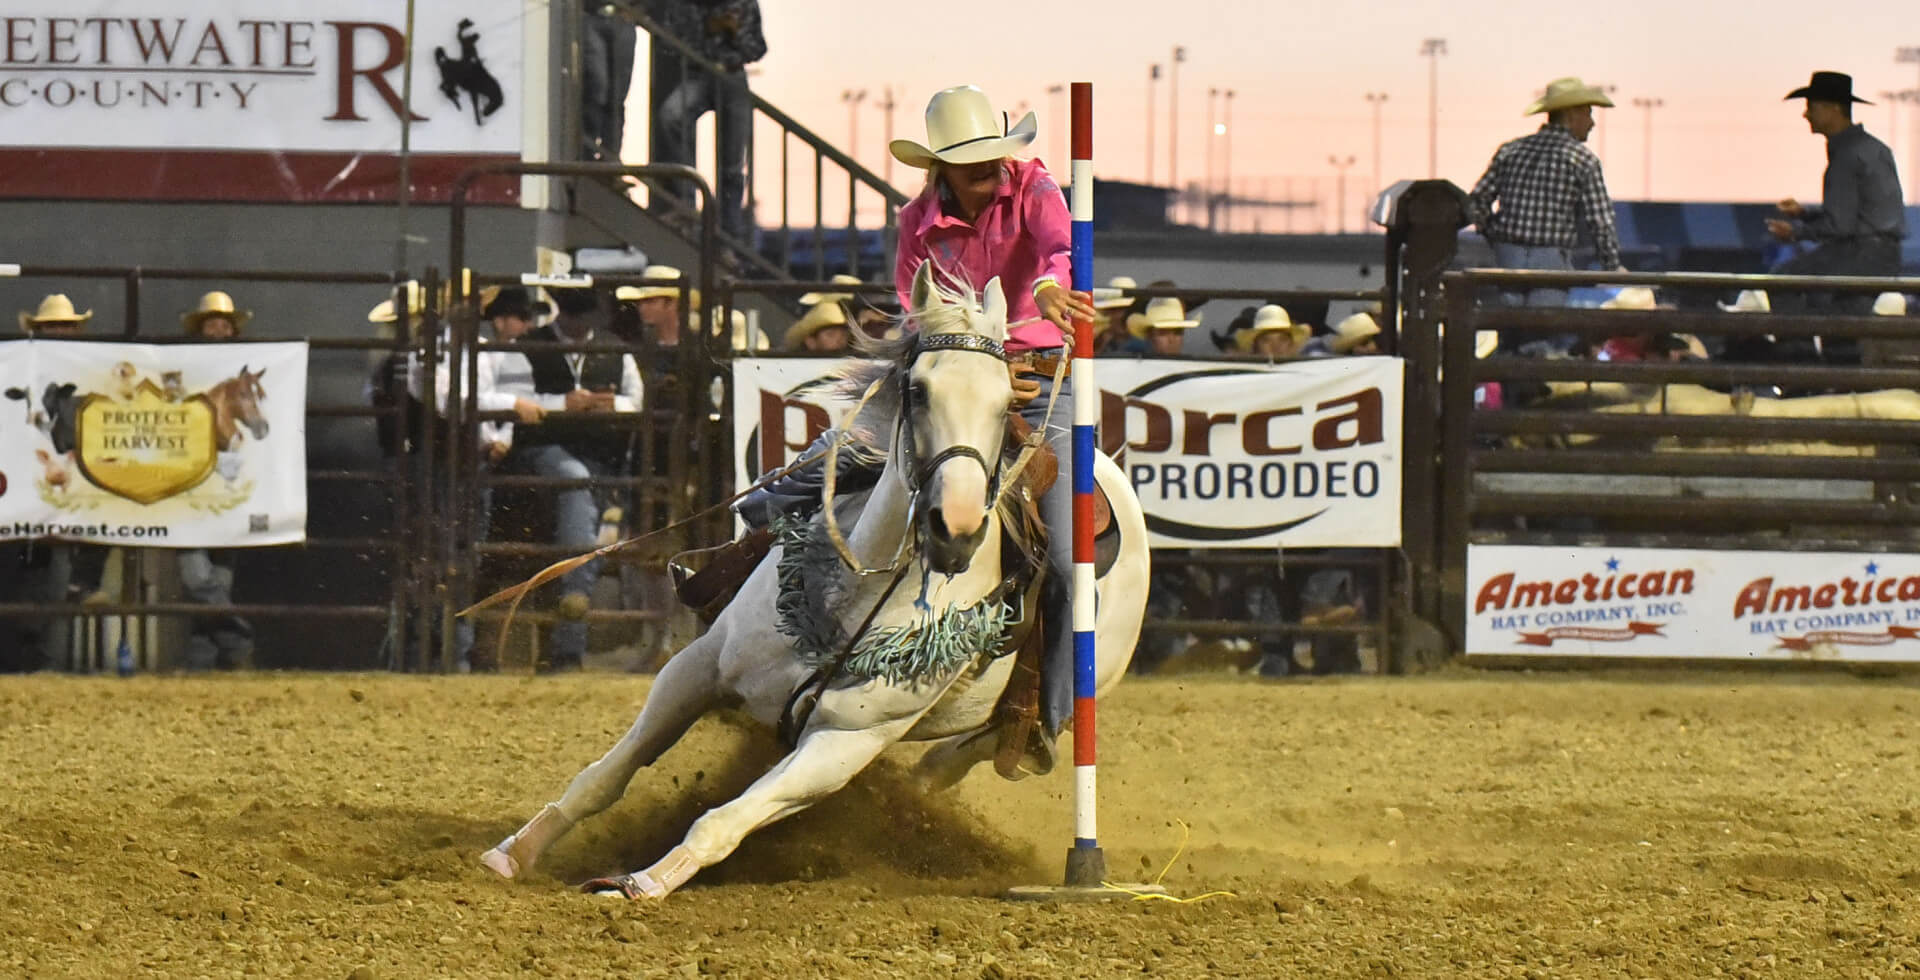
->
730, 356, 1404, 548
0, 1, 524, 153
0, 340, 308, 546
1467, 545, 1920, 661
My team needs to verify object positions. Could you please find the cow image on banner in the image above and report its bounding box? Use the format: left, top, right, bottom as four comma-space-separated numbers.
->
0, 340, 308, 546
730, 356, 1403, 548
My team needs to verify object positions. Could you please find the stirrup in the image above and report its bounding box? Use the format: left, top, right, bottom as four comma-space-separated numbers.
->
670, 525, 775, 617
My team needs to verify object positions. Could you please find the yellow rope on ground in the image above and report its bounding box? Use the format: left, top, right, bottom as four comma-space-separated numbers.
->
1101, 819, 1238, 904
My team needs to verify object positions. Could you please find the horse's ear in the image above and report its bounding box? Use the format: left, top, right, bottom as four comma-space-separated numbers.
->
909, 261, 936, 313
982, 277, 1007, 334
253, 366, 266, 380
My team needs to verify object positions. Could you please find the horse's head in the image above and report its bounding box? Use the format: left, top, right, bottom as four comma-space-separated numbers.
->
897, 263, 1016, 575
230, 365, 270, 440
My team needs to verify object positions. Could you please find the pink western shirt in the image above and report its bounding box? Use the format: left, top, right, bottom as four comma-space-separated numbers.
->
894, 157, 1073, 353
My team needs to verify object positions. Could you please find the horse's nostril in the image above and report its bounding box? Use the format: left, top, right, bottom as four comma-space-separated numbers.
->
925, 507, 952, 541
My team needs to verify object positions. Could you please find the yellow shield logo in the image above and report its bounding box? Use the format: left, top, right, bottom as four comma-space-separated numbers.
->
75, 382, 217, 504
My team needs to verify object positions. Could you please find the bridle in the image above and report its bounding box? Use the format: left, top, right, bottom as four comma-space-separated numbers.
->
897, 331, 1009, 504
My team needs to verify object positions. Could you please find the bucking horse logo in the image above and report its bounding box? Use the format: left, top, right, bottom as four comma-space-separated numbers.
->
434, 18, 505, 125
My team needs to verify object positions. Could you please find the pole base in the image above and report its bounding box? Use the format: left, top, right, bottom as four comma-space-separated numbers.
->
1001, 845, 1170, 902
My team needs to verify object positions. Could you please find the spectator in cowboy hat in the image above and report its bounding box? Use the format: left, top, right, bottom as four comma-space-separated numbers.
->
1467, 76, 1623, 329
18, 294, 91, 336
1768, 71, 1907, 316
616, 265, 698, 349
181, 291, 251, 340
1236, 304, 1309, 360
1091, 276, 1145, 354
1128, 296, 1201, 357
1308, 311, 1384, 357
784, 301, 854, 353
174, 291, 256, 670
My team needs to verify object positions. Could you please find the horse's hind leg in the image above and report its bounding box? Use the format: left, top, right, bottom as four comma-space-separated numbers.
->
585, 718, 912, 899
481, 633, 723, 880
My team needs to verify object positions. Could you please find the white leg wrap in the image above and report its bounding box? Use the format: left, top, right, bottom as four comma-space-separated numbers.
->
637, 845, 700, 897
479, 803, 572, 880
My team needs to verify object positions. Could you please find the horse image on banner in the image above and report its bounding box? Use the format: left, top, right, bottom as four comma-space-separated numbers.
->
478, 265, 1152, 899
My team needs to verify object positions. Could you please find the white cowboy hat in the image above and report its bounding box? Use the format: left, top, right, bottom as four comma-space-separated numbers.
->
1718, 289, 1771, 313
19, 293, 92, 332
784, 301, 852, 350
1525, 77, 1616, 115
616, 265, 700, 307
1126, 296, 1201, 338
1874, 292, 1908, 316
1476, 330, 1500, 359
182, 290, 252, 333
798, 274, 865, 307
729, 309, 767, 352
1328, 311, 1384, 354
1092, 276, 1138, 311
1600, 286, 1658, 310
367, 281, 425, 324
889, 85, 1038, 170
1235, 304, 1310, 352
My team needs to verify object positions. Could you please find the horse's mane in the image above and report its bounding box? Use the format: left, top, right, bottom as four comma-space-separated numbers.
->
830, 267, 995, 447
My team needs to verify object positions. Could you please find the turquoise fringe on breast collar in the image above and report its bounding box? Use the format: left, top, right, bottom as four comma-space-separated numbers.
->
772, 516, 1015, 686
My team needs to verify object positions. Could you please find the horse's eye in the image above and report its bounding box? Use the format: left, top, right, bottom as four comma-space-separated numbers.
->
908, 381, 929, 404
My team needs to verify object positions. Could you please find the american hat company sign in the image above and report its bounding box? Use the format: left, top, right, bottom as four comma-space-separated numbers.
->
0, 1, 529, 200
732, 356, 1405, 549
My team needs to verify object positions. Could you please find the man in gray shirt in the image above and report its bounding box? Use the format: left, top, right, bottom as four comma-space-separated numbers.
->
1767, 71, 1906, 315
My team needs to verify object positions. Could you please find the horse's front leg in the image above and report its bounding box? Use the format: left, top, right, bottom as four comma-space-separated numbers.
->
584, 716, 916, 900
481, 632, 723, 880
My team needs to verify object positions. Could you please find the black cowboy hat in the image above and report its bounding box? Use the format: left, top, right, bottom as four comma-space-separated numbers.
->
1785, 71, 1871, 105
481, 285, 551, 320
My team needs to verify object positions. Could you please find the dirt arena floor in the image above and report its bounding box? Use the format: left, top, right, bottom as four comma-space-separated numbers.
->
7, 668, 1920, 978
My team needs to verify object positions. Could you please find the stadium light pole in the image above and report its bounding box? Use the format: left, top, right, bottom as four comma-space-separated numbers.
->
1330, 155, 1357, 234
1420, 38, 1446, 178
875, 86, 897, 185
1364, 92, 1388, 203
1223, 89, 1236, 231
1146, 64, 1162, 183
1206, 87, 1219, 225
1046, 84, 1067, 166
1633, 96, 1663, 200
1169, 46, 1186, 192
840, 89, 867, 162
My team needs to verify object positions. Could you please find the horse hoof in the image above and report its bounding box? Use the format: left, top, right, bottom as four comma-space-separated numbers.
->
479, 847, 519, 879
579, 872, 664, 900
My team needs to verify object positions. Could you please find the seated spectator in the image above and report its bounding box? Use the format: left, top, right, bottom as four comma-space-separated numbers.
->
784, 300, 854, 353
1209, 305, 1259, 355
615, 265, 696, 350
506, 286, 643, 670
1091, 276, 1145, 354
1313, 311, 1383, 357
1596, 287, 1710, 363
1126, 296, 1201, 356
1235, 305, 1308, 360
176, 292, 258, 670
11, 294, 106, 670
722, 308, 769, 352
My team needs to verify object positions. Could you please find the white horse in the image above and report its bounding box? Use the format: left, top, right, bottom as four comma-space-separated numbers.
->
480, 265, 1151, 899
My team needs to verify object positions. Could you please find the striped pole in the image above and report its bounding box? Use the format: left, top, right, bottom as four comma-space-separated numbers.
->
1064, 81, 1106, 889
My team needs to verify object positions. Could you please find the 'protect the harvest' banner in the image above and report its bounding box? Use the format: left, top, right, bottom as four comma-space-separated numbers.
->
731, 356, 1403, 548
1468, 545, 1920, 661
0, 340, 307, 546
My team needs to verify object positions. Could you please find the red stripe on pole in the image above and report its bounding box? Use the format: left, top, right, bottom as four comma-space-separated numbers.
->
1071, 83, 1093, 160
1073, 697, 1097, 765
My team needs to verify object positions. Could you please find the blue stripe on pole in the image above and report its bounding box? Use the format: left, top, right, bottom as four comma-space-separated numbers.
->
1072, 426, 1095, 495
1073, 630, 1097, 696
1070, 221, 1094, 291
1074, 837, 1099, 849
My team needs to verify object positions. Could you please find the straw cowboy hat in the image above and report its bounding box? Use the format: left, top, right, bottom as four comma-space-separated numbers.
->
1235, 304, 1310, 352
1600, 286, 1659, 310
729, 309, 768, 352
1875, 292, 1909, 316
616, 265, 700, 307
1126, 296, 1201, 338
19, 293, 92, 332
1785, 71, 1870, 104
798, 274, 864, 307
784, 301, 852, 350
1329, 311, 1384, 353
889, 85, 1038, 170
181, 290, 252, 334
1718, 289, 1771, 313
1525, 77, 1616, 115
367, 281, 426, 324
1093, 276, 1138, 311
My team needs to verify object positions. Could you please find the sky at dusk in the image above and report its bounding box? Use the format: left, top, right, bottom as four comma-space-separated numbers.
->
624, 0, 1920, 228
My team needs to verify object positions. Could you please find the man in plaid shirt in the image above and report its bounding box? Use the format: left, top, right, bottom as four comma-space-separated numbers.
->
1468, 78, 1623, 327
